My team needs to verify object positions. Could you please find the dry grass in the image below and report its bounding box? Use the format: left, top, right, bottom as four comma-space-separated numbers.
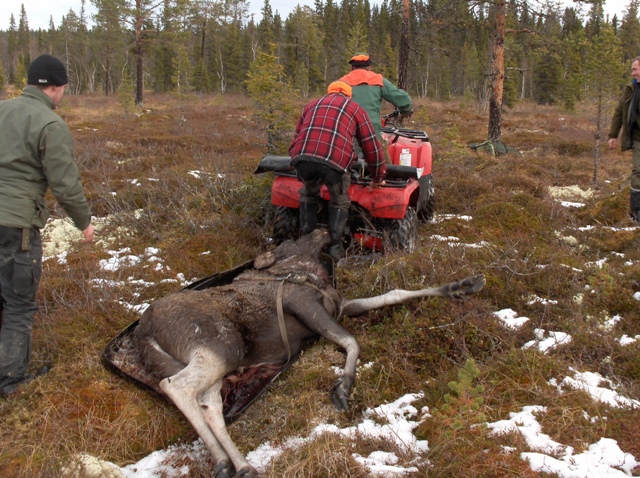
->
1, 92, 639, 477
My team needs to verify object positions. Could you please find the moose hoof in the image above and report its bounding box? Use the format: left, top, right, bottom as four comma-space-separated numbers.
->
235, 465, 259, 477
235, 466, 258, 478
214, 459, 234, 478
329, 376, 353, 411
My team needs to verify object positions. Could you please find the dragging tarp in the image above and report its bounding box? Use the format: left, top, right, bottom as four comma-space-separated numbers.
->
102, 259, 324, 423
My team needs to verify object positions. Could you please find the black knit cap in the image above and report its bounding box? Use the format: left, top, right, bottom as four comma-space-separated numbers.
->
27, 54, 68, 86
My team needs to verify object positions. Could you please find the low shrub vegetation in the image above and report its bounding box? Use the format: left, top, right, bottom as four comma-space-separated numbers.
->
0, 93, 638, 477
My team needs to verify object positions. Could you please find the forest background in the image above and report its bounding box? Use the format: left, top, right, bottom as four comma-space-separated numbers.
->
1, 0, 640, 117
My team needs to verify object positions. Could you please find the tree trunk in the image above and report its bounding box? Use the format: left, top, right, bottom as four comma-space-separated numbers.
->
488, 0, 506, 143
135, 0, 144, 105
105, 44, 111, 97
593, 99, 602, 184
200, 18, 207, 61
397, 0, 410, 90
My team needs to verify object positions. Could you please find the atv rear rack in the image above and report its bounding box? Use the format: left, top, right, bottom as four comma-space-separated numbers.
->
255, 155, 420, 182
381, 125, 430, 141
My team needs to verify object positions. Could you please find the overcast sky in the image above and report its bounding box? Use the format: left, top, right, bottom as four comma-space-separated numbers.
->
2, 0, 633, 31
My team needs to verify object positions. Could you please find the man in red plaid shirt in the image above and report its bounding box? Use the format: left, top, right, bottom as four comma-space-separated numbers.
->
289, 80, 386, 260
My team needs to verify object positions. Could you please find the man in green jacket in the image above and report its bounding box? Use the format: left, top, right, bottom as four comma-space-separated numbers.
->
608, 56, 640, 223
0, 54, 95, 397
340, 53, 413, 145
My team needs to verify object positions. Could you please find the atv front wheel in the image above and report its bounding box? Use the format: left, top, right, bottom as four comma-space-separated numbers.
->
417, 174, 435, 222
382, 207, 418, 253
273, 206, 299, 244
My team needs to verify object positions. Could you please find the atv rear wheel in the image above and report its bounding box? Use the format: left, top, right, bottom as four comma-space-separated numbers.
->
382, 207, 418, 253
273, 206, 299, 244
417, 174, 435, 221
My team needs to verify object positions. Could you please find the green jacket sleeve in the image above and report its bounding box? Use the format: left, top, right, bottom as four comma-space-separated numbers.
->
608, 90, 625, 140
40, 121, 92, 231
381, 78, 412, 115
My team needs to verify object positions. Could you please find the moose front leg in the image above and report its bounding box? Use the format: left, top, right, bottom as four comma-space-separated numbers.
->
286, 297, 359, 411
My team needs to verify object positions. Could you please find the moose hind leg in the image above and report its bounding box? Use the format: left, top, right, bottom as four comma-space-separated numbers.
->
160, 350, 236, 477
200, 385, 258, 477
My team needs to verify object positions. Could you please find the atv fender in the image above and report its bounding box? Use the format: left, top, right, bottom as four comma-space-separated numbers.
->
348, 181, 420, 219
271, 175, 303, 208
271, 175, 420, 220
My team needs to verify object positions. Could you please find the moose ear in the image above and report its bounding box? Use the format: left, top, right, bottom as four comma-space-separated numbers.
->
254, 251, 276, 269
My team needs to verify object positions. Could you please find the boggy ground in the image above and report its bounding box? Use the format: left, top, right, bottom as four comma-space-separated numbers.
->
0, 91, 639, 477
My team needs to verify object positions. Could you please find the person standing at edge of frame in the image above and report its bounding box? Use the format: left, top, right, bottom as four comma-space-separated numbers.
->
0, 54, 95, 398
608, 55, 640, 224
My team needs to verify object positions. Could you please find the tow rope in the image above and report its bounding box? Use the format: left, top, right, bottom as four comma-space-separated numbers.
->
238, 272, 339, 363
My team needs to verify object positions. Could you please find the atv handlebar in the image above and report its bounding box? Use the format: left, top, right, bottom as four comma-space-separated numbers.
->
382, 109, 403, 128
381, 109, 429, 141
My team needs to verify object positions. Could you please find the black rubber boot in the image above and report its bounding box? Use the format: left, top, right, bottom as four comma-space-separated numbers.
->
630, 189, 640, 223
328, 207, 349, 261
0, 365, 50, 398
0, 329, 31, 388
299, 201, 318, 235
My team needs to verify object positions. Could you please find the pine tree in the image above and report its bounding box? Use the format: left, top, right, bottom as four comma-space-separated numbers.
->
172, 45, 192, 95
7, 14, 18, 84
560, 32, 587, 111
245, 47, 297, 153
152, 0, 178, 93
345, 20, 369, 67
92, 0, 126, 96
47, 16, 57, 54
192, 57, 212, 93
124, 0, 163, 104
487, 0, 506, 143
585, 0, 605, 39
397, 0, 410, 89
211, 0, 250, 93
118, 66, 136, 114
59, 9, 90, 94
533, 51, 563, 105
14, 53, 28, 90
258, 0, 276, 51
319, 0, 343, 82
377, 34, 398, 83
18, 4, 31, 62
281, 6, 324, 97
0, 61, 7, 95
220, 21, 244, 92
532, 9, 563, 106
618, 0, 640, 63
461, 42, 482, 100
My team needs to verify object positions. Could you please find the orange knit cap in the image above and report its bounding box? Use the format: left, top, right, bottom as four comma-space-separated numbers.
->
350, 53, 370, 63
327, 81, 352, 97
349, 53, 371, 67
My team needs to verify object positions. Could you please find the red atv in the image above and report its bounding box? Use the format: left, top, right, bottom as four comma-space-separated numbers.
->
255, 112, 434, 253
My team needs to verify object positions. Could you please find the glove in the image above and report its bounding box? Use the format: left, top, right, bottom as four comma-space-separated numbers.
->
397, 111, 413, 123
369, 180, 386, 190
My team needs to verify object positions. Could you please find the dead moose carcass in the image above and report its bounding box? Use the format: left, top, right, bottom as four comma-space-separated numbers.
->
132, 228, 485, 478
